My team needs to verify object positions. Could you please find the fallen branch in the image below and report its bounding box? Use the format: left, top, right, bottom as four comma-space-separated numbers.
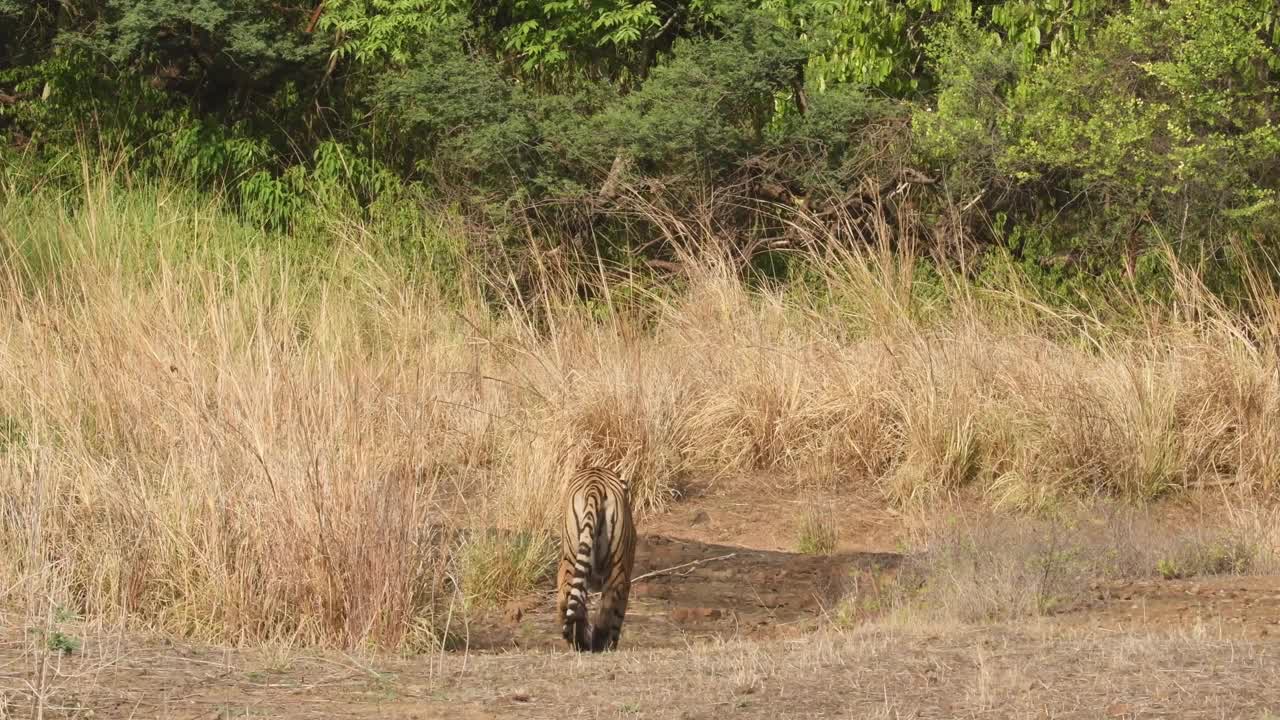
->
536, 552, 740, 600
630, 553, 738, 584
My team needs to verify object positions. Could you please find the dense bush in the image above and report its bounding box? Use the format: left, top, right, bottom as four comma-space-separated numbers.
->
1004, 0, 1280, 271
2, 0, 1278, 302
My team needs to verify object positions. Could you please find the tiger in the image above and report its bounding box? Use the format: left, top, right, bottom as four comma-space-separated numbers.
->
555, 465, 637, 652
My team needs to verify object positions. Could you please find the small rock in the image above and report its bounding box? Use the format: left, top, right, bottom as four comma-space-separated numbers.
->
504, 601, 524, 624
633, 582, 670, 599
756, 593, 784, 608
690, 510, 710, 526
670, 607, 723, 623
510, 691, 532, 703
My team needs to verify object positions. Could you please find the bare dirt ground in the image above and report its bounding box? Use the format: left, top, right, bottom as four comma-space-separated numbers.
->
6, 602, 1280, 719
4, 487, 1280, 719
466, 533, 901, 653
1054, 575, 1280, 640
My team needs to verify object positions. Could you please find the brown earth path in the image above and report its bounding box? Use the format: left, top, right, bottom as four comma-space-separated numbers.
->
5, 608, 1280, 719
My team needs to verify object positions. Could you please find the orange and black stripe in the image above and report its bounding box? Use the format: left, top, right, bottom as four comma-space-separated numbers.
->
555, 466, 637, 652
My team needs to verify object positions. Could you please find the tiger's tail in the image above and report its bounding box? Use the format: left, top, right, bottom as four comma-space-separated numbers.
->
561, 491, 600, 651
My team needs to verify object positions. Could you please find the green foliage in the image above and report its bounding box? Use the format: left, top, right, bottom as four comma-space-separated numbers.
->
599, 9, 808, 176
2, 0, 1279, 308
495, 0, 662, 80
913, 0, 1280, 301
767, 0, 938, 95
366, 8, 809, 228
320, 0, 688, 88
47, 630, 81, 655
28, 621, 82, 655
319, 0, 466, 65
985, 0, 1119, 64
784, 85, 901, 169
914, 19, 1021, 200
375, 34, 536, 187
1004, 0, 1280, 237
100, 0, 322, 74
763, 0, 1115, 97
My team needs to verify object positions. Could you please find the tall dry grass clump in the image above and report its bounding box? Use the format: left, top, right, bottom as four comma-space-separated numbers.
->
0, 213, 456, 648
1, 169, 1279, 649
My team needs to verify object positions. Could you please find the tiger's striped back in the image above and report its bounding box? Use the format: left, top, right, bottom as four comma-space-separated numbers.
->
555, 466, 637, 652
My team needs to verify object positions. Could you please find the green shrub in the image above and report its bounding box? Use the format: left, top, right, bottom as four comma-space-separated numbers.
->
3, 0, 1279, 309
456, 530, 556, 609
1003, 0, 1280, 255
795, 504, 838, 555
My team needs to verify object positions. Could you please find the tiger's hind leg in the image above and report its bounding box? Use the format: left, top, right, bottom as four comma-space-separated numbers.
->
589, 577, 632, 652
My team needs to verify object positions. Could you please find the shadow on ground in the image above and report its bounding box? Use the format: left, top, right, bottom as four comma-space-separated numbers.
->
462, 534, 902, 652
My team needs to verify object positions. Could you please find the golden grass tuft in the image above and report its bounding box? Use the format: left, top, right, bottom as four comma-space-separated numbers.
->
455, 529, 556, 609
794, 502, 838, 555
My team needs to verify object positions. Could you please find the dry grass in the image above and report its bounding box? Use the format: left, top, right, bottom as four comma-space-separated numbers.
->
1, 169, 1279, 650
1152, 504, 1280, 579
863, 501, 1280, 626
454, 529, 556, 610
